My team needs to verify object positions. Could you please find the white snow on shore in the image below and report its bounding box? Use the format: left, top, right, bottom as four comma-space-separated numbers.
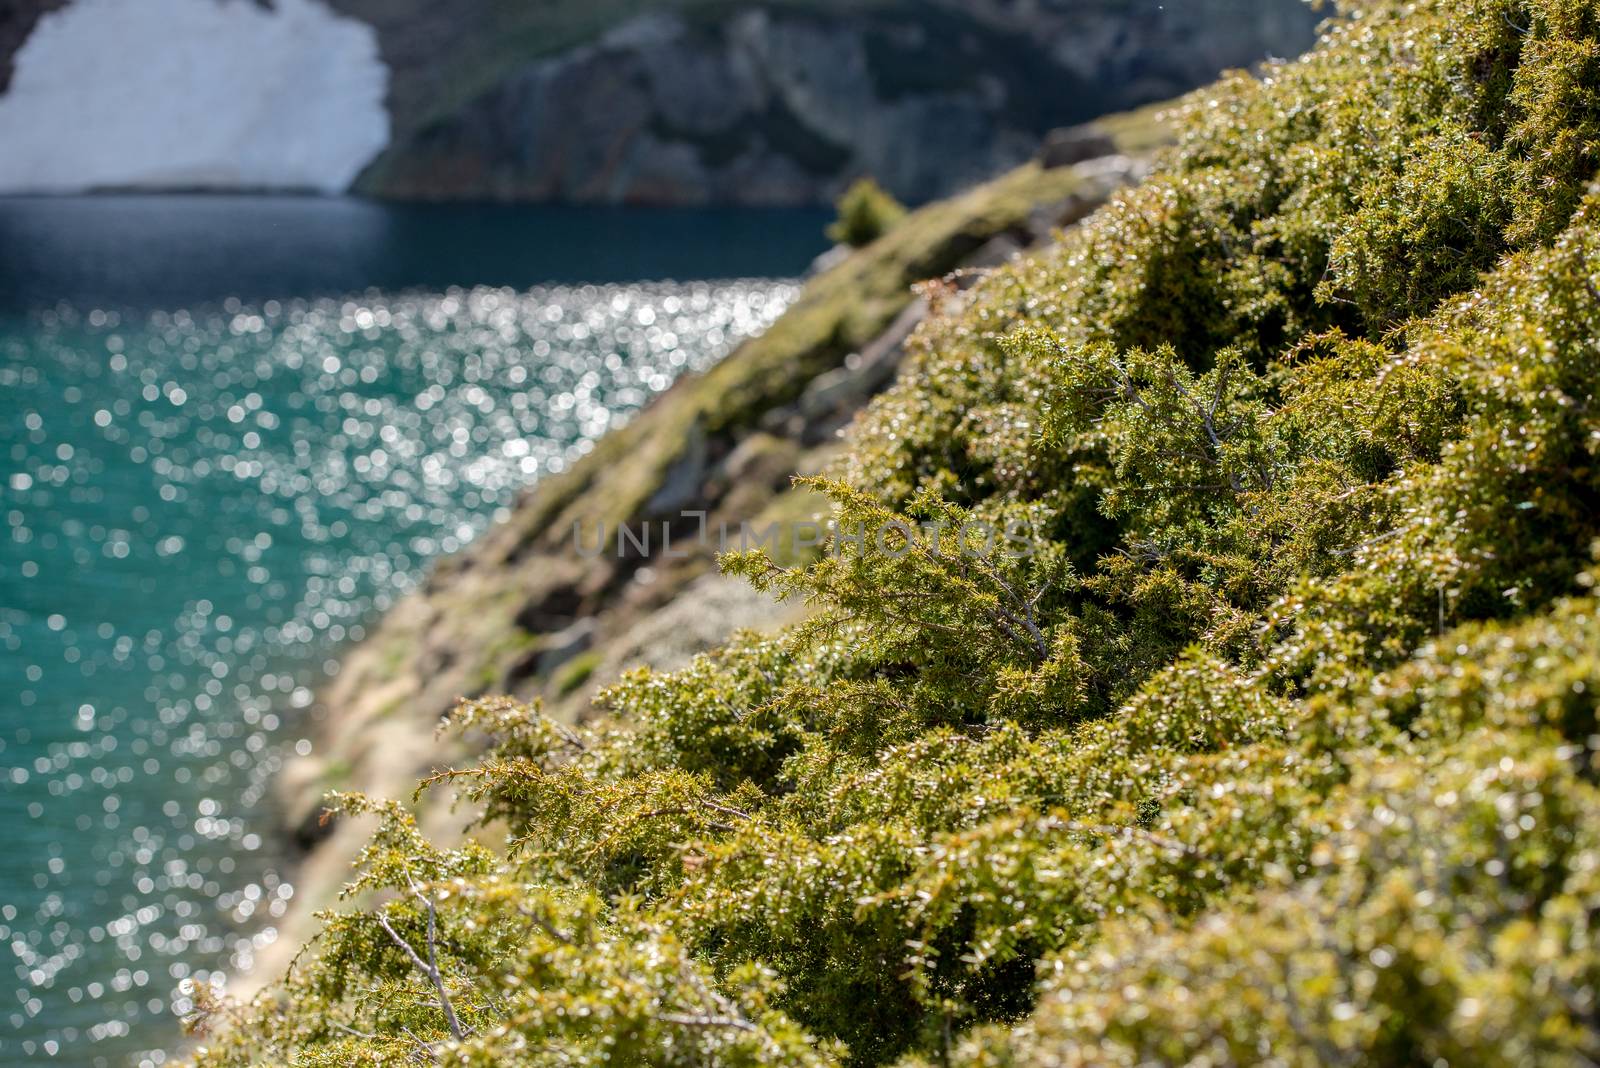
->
0, 0, 390, 194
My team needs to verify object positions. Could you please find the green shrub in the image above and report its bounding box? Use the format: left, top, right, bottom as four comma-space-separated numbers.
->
827, 177, 908, 248
189, 2, 1600, 1065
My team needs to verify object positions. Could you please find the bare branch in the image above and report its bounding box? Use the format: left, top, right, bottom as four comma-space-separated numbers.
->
1057, 818, 1195, 857
516, 905, 576, 946
634, 804, 738, 835
376, 896, 467, 1042
399, 1024, 439, 1066
656, 1011, 759, 1033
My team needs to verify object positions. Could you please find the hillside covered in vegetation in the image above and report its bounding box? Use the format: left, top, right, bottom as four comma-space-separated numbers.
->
190, 0, 1600, 1063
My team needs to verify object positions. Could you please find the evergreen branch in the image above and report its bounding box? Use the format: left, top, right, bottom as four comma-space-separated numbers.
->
375, 878, 468, 1043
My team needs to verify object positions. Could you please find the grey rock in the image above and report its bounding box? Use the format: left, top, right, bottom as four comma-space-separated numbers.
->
718, 433, 800, 488
644, 418, 709, 518
601, 572, 794, 677
962, 233, 1025, 271
1039, 125, 1118, 169
796, 297, 927, 440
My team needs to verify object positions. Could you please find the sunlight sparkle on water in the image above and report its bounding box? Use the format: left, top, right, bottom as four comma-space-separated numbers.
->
0, 279, 798, 1065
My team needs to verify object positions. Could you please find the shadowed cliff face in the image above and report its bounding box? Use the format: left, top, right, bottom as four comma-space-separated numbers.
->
341, 0, 1319, 205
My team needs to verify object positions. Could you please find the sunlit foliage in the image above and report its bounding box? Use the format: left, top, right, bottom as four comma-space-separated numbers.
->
827, 177, 909, 249
189, 1, 1600, 1064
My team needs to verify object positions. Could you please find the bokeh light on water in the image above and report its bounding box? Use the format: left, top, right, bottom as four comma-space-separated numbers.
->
0, 279, 798, 1064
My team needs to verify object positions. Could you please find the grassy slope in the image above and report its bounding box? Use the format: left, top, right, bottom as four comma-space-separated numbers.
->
488, 159, 1102, 554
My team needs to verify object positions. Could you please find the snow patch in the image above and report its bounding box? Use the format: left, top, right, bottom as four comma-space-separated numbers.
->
0, 0, 390, 194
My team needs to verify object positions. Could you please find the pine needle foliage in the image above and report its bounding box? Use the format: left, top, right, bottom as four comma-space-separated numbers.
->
189, 1, 1600, 1064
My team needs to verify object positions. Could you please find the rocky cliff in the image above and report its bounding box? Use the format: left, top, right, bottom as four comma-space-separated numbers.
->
0, 0, 64, 93
342, 0, 1318, 205
0, 0, 1315, 202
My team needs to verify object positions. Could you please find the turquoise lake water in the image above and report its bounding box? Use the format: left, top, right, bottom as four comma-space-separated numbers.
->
0, 196, 824, 1065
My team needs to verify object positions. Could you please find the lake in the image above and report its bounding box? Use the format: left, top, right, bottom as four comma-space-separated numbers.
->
0, 196, 826, 1065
